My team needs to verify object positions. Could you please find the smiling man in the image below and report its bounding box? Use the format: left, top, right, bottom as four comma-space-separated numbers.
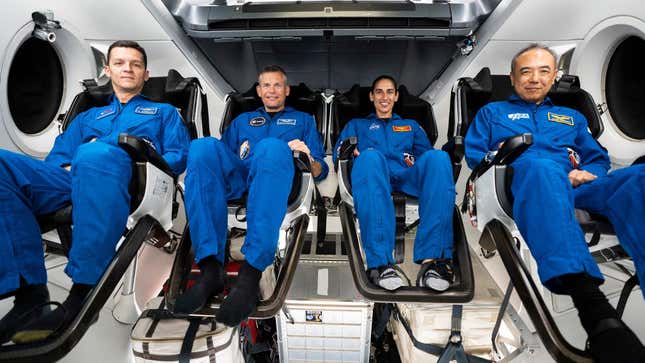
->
465, 44, 645, 362
333, 75, 455, 293
0, 40, 190, 344
174, 65, 327, 326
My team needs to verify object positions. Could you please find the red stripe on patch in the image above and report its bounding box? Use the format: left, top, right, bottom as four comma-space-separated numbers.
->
392, 125, 411, 132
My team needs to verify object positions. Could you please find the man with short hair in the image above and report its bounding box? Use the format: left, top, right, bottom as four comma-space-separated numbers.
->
0, 40, 191, 344
175, 65, 327, 326
465, 44, 645, 362
334, 75, 455, 292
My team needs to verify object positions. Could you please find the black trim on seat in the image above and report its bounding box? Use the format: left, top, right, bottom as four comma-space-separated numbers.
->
165, 214, 309, 319
0, 216, 161, 363
339, 204, 474, 303
487, 220, 593, 363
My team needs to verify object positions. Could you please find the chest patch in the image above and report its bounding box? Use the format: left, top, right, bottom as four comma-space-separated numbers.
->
392, 125, 411, 132
96, 108, 115, 120
249, 116, 266, 127
507, 113, 530, 121
547, 112, 574, 126
134, 106, 158, 115
369, 122, 380, 130
276, 118, 297, 126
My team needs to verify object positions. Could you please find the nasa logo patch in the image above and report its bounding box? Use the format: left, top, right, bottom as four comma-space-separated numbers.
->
250, 117, 266, 127
239, 140, 250, 160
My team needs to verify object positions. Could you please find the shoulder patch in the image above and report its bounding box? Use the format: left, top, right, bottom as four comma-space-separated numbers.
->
134, 106, 158, 115
239, 140, 250, 160
96, 108, 115, 120
547, 112, 574, 126
249, 116, 266, 127
392, 125, 412, 132
276, 118, 297, 126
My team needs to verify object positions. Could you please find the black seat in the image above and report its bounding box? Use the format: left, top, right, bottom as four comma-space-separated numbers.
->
0, 69, 204, 363
333, 84, 474, 303
165, 82, 321, 319
446, 67, 639, 362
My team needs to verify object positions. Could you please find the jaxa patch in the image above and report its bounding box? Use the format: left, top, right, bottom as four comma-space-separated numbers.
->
239, 140, 250, 160
96, 108, 115, 120
249, 116, 266, 127
134, 106, 158, 115
548, 112, 574, 126
369, 122, 380, 130
276, 118, 297, 126
507, 113, 530, 121
392, 125, 411, 132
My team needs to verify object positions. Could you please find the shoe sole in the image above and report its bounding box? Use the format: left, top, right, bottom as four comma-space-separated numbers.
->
378, 277, 405, 291
424, 277, 450, 292
11, 329, 54, 344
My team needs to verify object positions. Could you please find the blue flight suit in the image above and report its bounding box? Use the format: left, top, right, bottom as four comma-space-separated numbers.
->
0, 94, 190, 296
465, 94, 645, 293
334, 113, 455, 268
185, 106, 327, 271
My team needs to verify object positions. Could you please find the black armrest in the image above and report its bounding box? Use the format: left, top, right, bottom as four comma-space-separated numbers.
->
292, 150, 312, 172
442, 135, 465, 163
471, 133, 533, 179
118, 134, 174, 176
337, 137, 358, 160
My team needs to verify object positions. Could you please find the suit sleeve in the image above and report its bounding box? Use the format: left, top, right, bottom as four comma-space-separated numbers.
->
575, 111, 610, 177
161, 107, 191, 175
45, 111, 86, 168
304, 113, 328, 181
464, 106, 492, 169
221, 115, 241, 155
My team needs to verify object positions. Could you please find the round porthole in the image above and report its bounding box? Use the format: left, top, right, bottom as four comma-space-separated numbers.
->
8, 37, 64, 135
605, 36, 645, 140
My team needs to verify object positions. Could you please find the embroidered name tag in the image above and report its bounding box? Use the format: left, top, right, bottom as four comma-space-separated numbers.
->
392, 125, 411, 132
276, 118, 297, 126
507, 113, 530, 121
249, 116, 266, 126
96, 108, 115, 120
134, 106, 158, 115
548, 112, 574, 126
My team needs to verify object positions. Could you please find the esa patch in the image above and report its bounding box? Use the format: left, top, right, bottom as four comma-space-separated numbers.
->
134, 106, 158, 115
392, 125, 411, 132
239, 140, 250, 160
249, 116, 266, 126
96, 108, 115, 120
276, 118, 297, 126
507, 113, 530, 121
547, 112, 574, 126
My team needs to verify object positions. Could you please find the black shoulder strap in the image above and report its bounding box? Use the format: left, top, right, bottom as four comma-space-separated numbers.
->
179, 318, 202, 363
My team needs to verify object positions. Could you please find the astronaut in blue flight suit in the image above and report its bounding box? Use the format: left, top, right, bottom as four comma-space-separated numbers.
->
174, 65, 327, 326
0, 41, 190, 344
465, 44, 645, 362
334, 75, 455, 292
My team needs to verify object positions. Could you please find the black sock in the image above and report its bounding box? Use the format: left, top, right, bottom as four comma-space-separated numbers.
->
560, 273, 645, 362
11, 283, 93, 344
216, 261, 262, 327
174, 256, 225, 314
0, 283, 49, 344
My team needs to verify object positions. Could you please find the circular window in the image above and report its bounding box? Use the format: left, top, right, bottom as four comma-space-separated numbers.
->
7, 37, 63, 135
605, 36, 645, 140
